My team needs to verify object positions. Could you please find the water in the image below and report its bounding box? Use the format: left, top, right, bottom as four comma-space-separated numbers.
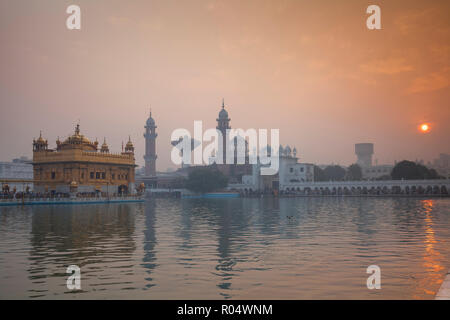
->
0, 197, 449, 299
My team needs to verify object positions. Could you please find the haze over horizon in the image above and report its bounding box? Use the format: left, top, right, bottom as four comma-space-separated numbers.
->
1, 0, 449, 170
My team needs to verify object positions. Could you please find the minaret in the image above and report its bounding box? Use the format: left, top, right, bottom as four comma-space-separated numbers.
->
144, 110, 157, 176
216, 99, 231, 164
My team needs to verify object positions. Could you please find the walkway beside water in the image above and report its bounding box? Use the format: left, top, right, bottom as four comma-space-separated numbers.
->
435, 270, 450, 300
0, 195, 144, 206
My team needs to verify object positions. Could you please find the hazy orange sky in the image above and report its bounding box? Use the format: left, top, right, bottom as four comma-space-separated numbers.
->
0, 0, 449, 170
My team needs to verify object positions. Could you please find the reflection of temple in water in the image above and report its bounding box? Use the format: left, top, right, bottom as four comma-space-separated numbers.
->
28, 204, 137, 295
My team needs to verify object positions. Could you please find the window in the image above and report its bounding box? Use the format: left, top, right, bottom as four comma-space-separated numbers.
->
90, 172, 94, 179
51, 172, 56, 179
112, 173, 115, 180
96, 172, 100, 179
300, 167, 304, 172
81, 173, 84, 179
102, 172, 106, 179
290, 168, 294, 173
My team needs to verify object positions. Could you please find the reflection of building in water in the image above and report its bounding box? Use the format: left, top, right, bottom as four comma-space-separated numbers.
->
142, 200, 158, 288
0, 157, 33, 191
32, 125, 137, 194
28, 204, 137, 294
212, 200, 254, 298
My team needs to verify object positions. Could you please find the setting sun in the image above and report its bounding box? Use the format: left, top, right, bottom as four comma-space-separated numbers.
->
420, 123, 430, 133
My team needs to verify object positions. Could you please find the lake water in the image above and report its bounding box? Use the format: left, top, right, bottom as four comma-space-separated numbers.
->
0, 197, 449, 299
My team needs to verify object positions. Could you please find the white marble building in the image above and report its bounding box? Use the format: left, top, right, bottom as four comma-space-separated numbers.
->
362, 164, 393, 180
227, 145, 314, 192
0, 157, 34, 192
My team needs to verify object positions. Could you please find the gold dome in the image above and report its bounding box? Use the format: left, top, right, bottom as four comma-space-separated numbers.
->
124, 136, 134, 153
59, 124, 97, 151
70, 180, 78, 187
36, 131, 46, 143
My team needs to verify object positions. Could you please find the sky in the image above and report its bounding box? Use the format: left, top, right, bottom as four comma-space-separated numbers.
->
0, 0, 449, 170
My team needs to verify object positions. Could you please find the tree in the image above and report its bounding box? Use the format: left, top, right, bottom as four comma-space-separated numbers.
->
186, 167, 228, 193
313, 166, 327, 181
323, 165, 346, 181
346, 164, 363, 181
391, 160, 440, 180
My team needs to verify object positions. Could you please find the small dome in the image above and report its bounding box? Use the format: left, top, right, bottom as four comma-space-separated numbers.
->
70, 181, 78, 187
125, 136, 134, 153
146, 110, 156, 127
36, 131, 46, 143
101, 138, 109, 152
63, 124, 92, 145
218, 99, 229, 119
218, 107, 229, 119
146, 116, 155, 126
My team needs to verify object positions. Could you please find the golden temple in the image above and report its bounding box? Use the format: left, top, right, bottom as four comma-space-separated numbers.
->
32, 124, 136, 194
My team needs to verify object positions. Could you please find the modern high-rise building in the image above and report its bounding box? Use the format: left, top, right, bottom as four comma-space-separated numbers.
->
144, 111, 157, 177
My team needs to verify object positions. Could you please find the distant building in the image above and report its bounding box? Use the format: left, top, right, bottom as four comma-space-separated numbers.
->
355, 143, 374, 168
32, 125, 136, 194
213, 100, 252, 183
228, 145, 314, 192
362, 164, 392, 180
144, 110, 157, 177
355, 143, 393, 180
140, 101, 315, 193
430, 153, 450, 178
0, 157, 33, 192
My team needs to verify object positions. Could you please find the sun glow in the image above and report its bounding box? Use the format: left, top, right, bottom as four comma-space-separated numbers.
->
420, 123, 430, 133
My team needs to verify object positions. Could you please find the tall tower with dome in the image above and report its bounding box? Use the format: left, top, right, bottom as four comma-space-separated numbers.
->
216, 99, 230, 164
144, 110, 157, 177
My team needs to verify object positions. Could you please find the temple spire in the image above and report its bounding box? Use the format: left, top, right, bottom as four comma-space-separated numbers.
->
222, 98, 225, 109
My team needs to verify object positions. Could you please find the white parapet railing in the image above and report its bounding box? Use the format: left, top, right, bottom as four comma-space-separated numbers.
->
0, 195, 145, 206
281, 179, 450, 191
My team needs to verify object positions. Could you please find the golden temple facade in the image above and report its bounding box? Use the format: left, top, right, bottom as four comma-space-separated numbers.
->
32, 124, 136, 194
